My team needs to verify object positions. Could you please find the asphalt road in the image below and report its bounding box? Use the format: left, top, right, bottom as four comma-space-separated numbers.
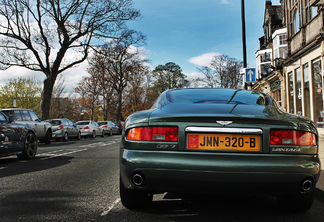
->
1, 135, 324, 222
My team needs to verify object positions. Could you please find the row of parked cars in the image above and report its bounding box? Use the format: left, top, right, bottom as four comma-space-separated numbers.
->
0, 108, 124, 160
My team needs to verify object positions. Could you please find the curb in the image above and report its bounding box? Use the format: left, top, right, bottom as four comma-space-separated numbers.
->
316, 188, 324, 203
317, 128, 324, 140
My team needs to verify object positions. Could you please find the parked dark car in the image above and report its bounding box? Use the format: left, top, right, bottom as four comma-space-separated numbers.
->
98, 121, 119, 136
45, 118, 81, 142
119, 88, 321, 212
0, 111, 38, 160
114, 121, 124, 135
1, 108, 52, 144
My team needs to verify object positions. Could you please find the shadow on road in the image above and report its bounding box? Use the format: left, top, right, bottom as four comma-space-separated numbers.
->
107, 193, 324, 222
0, 156, 73, 178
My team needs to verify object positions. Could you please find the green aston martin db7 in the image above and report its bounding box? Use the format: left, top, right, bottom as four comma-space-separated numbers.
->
119, 88, 321, 212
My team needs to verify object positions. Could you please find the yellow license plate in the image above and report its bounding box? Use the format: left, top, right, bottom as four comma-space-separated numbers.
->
187, 133, 260, 152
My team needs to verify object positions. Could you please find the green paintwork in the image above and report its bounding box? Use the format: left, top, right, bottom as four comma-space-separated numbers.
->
120, 88, 321, 196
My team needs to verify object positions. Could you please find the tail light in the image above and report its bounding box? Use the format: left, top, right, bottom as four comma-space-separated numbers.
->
57, 125, 63, 131
84, 126, 90, 130
127, 126, 178, 142
270, 130, 316, 145
102, 125, 108, 128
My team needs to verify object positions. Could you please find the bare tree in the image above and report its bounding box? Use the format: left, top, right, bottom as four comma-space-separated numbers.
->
0, 0, 141, 120
195, 54, 243, 89
75, 69, 102, 121
97, 30, 146, 121
196, 66, 218, 88
123, 63, 150, 117
87, 50, 116, 121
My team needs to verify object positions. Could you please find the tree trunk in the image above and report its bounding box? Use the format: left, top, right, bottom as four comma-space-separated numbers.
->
116, 89, 123, 121
41, 77, 56, 120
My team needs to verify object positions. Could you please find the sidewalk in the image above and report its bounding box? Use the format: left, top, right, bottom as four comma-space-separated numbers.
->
316, 128, 324, 196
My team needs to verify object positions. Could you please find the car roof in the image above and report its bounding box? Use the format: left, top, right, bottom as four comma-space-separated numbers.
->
1, 108, 32, 111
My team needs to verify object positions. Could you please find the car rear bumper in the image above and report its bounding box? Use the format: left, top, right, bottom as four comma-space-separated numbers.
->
52, 131, 64, 138
120, 149, 321, 195
80, 130, 91, 136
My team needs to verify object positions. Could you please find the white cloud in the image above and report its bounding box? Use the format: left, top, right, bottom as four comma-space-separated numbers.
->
0, 67, 44, 85
0, 61, 89, 94
188, 52, 221, 67
221, 0, 230, 4
184, 71, 204, 80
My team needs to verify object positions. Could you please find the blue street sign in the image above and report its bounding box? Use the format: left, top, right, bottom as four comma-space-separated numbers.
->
245, 68, 256, 83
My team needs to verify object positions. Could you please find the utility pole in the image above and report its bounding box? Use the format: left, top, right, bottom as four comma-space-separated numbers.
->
241, 0, 247, 68
241, 0, 248, 89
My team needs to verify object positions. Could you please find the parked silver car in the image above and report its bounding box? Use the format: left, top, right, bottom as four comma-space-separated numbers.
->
1, 108, 52, 144
98, 121, 119, 136
46, 118, 81, 142
75, 120, 104, 138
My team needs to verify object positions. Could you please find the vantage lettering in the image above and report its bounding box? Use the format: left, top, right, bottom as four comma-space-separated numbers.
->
272, 148, 302, 152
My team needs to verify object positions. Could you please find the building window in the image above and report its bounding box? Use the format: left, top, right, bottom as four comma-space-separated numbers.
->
303, 63, 311, 119
305, 0, 318, 23
260, 63, 272, 76
312, 58, 323, 127
288, 72, 295, 114
272, 89, 281, 107
271, 79, 282, 107
260, 52, 271, 62
289, 1, 299, 36
279, 34, 287, 45
296, 68, 302, 115
294, 9, 300, 34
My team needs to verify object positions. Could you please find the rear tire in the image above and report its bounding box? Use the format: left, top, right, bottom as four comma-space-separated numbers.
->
17, 132, 38, 160
63, 132, 69, 142
109, 129, 113, 136
120, 177, 152, 210
91, 131, 96, 138
44, 130, 52, 144
76, 132, 81, 140
277, 190, 315, 212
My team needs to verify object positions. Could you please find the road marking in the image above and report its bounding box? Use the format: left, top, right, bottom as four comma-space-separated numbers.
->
80, 141, 119, 148
39, 148, 88, 160
101, 198, 121, 216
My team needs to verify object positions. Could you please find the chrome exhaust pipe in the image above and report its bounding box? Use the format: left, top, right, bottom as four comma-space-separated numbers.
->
301, 179, 313, 192
132, 173, 145, 186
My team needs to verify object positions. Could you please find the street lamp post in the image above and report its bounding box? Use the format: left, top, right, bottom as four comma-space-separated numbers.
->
241, 0, 248, 89
241, 0, 247, 68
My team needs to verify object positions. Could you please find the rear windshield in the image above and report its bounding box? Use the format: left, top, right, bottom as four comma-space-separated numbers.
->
98, 122, 107, 126
166, 89, 270, 105
75, 121, 90, 126
46, 120, 62, 126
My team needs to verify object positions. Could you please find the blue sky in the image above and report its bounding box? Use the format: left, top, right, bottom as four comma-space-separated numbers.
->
0, 0, 281, 92
128, 0, 281, 78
